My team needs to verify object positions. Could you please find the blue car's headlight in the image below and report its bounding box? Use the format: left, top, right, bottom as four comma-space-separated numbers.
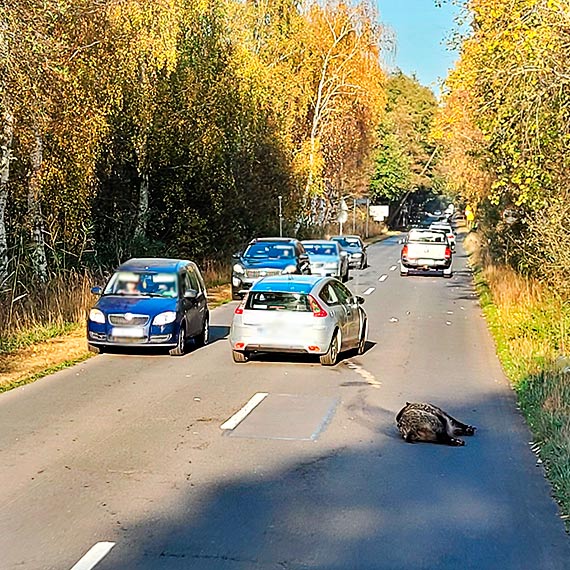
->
89, 308, 105, 324
233, 263, 245, 274
153, 311, 177, 326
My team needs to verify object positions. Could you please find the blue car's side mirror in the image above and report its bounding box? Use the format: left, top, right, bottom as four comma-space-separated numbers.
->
91, 286, 102, 295
184, 289, 198, 299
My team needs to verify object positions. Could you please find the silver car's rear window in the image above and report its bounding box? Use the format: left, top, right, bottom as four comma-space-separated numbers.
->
245, 292, 311, 312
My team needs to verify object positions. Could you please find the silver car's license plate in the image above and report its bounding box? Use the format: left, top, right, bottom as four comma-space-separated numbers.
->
111, 327, 144, 338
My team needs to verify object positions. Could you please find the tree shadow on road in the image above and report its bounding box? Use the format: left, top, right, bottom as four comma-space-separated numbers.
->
94, 394, 570, 570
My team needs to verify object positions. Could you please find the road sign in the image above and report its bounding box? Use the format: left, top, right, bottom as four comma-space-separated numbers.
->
337, 210, 348, 223
370, 205, 389, 222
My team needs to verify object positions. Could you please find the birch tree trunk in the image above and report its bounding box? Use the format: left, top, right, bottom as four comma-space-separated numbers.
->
0, 10, 11, 285
28, 130, 48, 282
0, 109, 13, 285
134, 169, 149, 240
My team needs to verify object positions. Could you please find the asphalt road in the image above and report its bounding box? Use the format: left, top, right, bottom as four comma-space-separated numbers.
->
1, 236, 569, 570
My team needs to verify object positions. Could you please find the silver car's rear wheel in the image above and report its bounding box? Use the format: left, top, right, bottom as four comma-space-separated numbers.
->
357, 319, 368, 355
320, 329, 340, 366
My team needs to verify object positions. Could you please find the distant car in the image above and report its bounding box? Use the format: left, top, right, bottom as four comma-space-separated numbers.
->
400, 229, 453, 278
330, 235, 367, 269
87, 258, 209, 355
429, 222, 456, 251
229, 275, 367, 366
302, 240, 349, 282
231, 237, 311, 300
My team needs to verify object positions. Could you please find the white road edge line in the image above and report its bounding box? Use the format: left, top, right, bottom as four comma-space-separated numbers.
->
70, 542, 116, 570
221, 392, 269, 431
389, 265, 398, 271
363, 287, 375, 295
379, 274, 388, 282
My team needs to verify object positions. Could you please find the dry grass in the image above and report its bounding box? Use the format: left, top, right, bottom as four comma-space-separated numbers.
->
0, 265, 232, 392
465, 232, 570, 526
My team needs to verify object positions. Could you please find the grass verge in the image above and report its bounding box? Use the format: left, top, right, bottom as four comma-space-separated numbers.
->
465, 232, 570, 529
0, 284, 232, 394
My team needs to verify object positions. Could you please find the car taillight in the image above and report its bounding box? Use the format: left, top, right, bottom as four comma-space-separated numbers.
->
445, 247, 452, 258
235, 307, 244, 314
402, 245, 408, 257
308, 294, 328, 318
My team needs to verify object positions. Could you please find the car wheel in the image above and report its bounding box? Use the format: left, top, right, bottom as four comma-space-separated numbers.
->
232, 350, 249, 363
360, 259, 366, 269
232, 289, 242, 301
357, 319, 368, 355
320, 329, 340, 366
87, 343, 101, 354
195, 315, 209, 347
169, 323, 186, 356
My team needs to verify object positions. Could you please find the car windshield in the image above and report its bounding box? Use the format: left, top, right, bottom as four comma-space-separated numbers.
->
333, 237, 359, 248
408, 231, 447, 244
431, 224, 452, 232
244, 243, 295, 260
304, 243, 337, 256
245, 291, 311, 312
104, 271, 178, 297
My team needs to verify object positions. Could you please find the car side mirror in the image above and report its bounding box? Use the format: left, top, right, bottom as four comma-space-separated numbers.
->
91, 286, 102, 295
352, 295, 365, 305
232, 252, 242, 260
184, 289, 198, 299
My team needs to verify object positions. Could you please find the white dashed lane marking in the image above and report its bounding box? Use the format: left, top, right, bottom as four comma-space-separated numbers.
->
221, 392, 269, 430
345, 361, 382, 389
363, 287, 375, 295
390, 265, 398, 271
379, 274, 388, 282
70, 542, 115, 570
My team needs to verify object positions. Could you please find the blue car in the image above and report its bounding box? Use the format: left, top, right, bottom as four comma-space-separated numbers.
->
87, 258, 209, 356
231, 237, 311, 300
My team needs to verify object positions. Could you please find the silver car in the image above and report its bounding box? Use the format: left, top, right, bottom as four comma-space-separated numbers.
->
302, 240, 349, 282
229, 275, 367, 366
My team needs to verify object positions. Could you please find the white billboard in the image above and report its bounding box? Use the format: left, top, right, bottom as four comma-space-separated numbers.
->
369, 205, 390, 221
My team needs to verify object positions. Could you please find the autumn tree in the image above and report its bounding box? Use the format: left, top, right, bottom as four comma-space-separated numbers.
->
370, 71, 439, 205
437, 0, 570, 280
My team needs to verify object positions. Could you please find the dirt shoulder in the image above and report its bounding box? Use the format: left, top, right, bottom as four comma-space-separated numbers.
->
0, 284, 232, 393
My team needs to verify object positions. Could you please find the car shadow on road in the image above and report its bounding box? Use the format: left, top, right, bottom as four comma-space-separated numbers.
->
94, 393, 570, 570
243, 341, 377, 366
100, 326, 231, 358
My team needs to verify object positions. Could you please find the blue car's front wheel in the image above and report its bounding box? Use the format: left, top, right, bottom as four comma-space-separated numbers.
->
169, 323, 186, 356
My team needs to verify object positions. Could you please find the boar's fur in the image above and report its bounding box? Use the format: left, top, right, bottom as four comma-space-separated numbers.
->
396, 402, 476, 446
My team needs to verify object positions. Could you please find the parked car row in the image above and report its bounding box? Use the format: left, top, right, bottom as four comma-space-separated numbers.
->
231, 235, 367, 300
87, 234, 369, 364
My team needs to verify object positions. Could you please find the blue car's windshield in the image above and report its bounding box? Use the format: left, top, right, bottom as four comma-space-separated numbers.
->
333, 237, 360, 249
304, 243, 337, 256
104, 271, 178, 298
244, 243, 295, 260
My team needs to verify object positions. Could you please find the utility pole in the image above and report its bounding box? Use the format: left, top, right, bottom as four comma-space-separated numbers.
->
278, 195, 283, 237
352, 198, 356, 234
365, 198, 370, 238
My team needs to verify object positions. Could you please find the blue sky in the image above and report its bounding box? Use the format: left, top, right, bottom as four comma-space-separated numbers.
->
377, 0, 463, 91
